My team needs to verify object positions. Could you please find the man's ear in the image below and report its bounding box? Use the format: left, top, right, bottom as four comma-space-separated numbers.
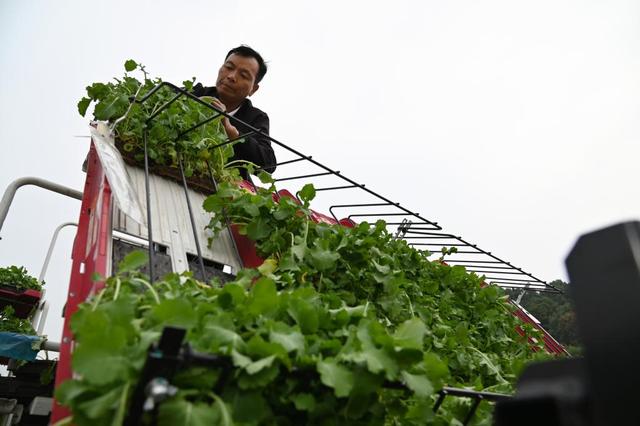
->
249, 83, 260, 97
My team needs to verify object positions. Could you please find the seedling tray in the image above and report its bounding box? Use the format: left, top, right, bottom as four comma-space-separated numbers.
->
0, 286, 41, 318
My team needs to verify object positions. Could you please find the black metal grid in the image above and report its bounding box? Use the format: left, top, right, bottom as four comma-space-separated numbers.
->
132, 82, 559, 293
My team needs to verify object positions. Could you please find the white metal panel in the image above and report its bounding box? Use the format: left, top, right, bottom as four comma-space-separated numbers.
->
112, 164, 242, 274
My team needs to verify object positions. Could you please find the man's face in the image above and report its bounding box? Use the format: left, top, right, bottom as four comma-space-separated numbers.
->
216, 53, 260, 104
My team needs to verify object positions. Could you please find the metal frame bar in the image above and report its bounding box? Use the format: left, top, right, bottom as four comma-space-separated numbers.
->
125, 81, 559, 294
31, 222, 78, 335
0, 177, 82, 235
433, 386, 511, 425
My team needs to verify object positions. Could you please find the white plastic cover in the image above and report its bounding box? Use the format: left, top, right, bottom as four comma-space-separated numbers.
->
90, 122, 146, 225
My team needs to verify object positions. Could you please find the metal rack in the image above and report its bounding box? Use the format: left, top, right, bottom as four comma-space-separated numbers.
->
134, 81, 559, 293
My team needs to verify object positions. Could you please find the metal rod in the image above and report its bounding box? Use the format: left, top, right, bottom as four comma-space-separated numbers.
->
178, 155, 207, 281
0, 177, 82, 235
433, 392, 447, 413
440, 386, 511, 401
452, 265, 517, 270
42, 340, 61, 352
143, 127, 155, 281
254, 156, 310, 173
467, 270, 527, 275
315, 184, 359, 191
206, 161, 244, 273
146, 92, 183, 123
483, 277, 536, 283
348, 212, 423, 218
274, 171, 336, 182
32, 222, 78, 334
38, 222, 78, 283
131, 81, 558, 293
387, 222, 440, 227
409, 243, 469, 247
433, 250, 483, 255
463, 398, 482, 426
176, 112, 223, 139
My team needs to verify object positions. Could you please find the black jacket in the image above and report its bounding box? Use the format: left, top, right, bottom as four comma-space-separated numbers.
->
191, 84, 276, 175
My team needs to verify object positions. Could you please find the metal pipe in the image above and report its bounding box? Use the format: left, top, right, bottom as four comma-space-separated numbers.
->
31, 222, 77, 334
38, 222, 78, 283
146, 92, 183, 123
42, 339, 61, 352
463, 398, 482, 426
0, 177, 82, 235
178, 155, 207, 281
176, 112, 223, 139
206, 161, 243, 273
143, 128, 155, 281
254, 157, 310, 173
314, 185, 359, 192
274, 171, 336, 182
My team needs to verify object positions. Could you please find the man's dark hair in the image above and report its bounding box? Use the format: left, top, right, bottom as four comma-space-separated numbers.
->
225, 45, 268, 83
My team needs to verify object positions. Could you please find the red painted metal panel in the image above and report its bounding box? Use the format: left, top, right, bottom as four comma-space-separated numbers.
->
50, 145, 112, 424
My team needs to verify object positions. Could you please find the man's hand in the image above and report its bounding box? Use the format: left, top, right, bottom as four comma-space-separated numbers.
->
210, 97, 240, 140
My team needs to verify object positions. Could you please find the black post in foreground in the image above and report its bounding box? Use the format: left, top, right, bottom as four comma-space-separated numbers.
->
495, 221, 640, 426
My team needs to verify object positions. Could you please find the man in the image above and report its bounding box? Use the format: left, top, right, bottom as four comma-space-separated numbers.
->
192, 46, 276, 176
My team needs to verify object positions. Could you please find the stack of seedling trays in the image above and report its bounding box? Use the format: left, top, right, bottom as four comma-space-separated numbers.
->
0, 267, 43, 364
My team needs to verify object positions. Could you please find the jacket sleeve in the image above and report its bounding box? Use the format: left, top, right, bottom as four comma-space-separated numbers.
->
231, 111, 277, 174
190, 83, 206, 97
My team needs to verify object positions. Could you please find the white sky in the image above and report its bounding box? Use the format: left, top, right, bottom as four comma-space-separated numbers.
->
1, 0, 639, 344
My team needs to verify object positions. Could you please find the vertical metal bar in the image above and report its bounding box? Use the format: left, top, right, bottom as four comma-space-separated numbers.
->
206, 162, 243, 272
177, 154, 207, 281
433, 392, 447, 413
32, 222, 77, 333
142, 128, 155, 281
462, 397, 482, 425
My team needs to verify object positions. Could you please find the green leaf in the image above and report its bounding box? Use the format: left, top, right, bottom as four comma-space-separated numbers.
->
423, 352, 449, 385
394, 317, 427, 350
401, 372, 434, 397
54, 380, 90, 405
202, 195, 224, 213
269, 325, 305, 353
245, 354, 276, 375
117, 250, 148, 273
257, 171, 275, 184
287, 297, 319, 334
93, 94, 129, 121
246, 216, 273, 240
77, 97, 91, 117
291, 393, 316, 411
200, 321, 244, 351
298, 183, 316, 203
257, 258, 278, 276
158, 398, 219, 426
317, 358, 354, 397
150, 298, 197, 329
212, 394, 233, 426
231, 349, 252, 368
124, 59, 137, 72
248, 277, 278, 316
72, 328, 129, 385
308, 245, 340, 271
231, 391, 270, 423
86, 82, 109, 100
77, 385, 123, 419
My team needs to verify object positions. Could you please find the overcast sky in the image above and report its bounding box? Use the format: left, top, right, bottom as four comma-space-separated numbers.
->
1, 0, 639, 344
